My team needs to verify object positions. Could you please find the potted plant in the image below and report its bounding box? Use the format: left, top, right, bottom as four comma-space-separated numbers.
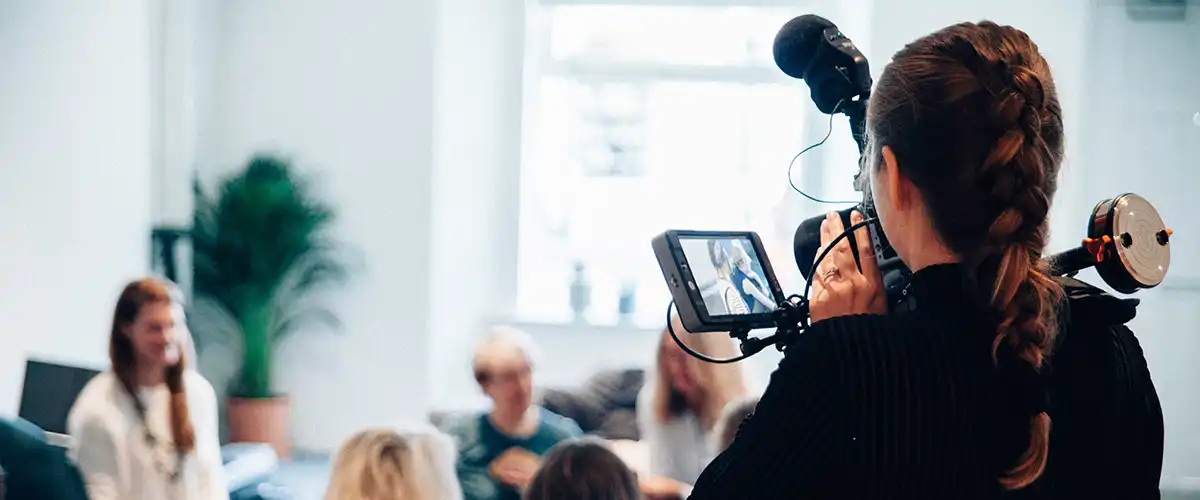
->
191, 154, 348, 458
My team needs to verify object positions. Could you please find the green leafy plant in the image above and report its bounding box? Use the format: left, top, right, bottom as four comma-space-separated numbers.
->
191, 155, 348, 399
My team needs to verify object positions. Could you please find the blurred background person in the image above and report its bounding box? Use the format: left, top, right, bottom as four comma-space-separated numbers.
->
0, 416, 88, 500
67, 278, 225, 500
636, 316, 748, 488
524, 437, 642, 500
447, 327, 582, 500
712, 396, 759, 454
324, 426, 462, 500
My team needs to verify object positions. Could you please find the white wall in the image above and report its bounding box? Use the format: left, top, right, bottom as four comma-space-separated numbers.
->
149, 0, 200, 229
427, 0, 527, 411
0, 1, 153, 413
1074, 3, 1200, 486
196, 0, 437, 452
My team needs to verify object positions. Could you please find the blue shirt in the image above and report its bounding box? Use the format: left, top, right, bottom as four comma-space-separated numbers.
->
0, 418, 88, 500
730, 267, 758, 313
448, 407, 582, 500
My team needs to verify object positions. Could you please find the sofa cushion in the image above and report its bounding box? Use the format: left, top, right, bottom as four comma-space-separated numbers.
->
540, 369, 644, 441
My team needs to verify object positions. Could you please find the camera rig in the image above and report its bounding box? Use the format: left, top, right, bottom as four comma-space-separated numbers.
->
661, 14, 1174, 364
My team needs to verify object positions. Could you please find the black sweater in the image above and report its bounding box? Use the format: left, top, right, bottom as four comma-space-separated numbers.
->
689, 263, 1030, 499
1038, 277, 1164, 498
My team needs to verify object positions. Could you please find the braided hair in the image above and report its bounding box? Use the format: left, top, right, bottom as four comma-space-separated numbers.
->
867, 21, 1064, 489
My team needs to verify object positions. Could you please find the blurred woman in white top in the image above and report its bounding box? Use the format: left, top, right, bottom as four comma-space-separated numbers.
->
637, 315, 748, 486
68, 277, 226, 500
325, 426, 463, 500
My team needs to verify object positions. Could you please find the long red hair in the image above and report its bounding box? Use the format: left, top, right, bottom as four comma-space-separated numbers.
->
110, 277, 195, 455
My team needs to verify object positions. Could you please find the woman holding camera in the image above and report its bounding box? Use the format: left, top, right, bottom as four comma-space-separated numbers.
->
690, 21, 1065, 498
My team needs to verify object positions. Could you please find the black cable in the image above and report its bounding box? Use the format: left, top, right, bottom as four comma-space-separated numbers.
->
787, 99, 860, 205
664, 301, 756, 364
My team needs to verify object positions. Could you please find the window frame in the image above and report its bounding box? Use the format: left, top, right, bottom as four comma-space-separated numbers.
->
517, 0, 842, 327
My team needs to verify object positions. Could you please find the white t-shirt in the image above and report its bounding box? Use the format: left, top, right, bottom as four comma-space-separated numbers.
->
636, 383, 714, 486
68, 371, 227, 500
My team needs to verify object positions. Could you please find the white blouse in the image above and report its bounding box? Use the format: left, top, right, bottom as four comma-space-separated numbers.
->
68, 371, 228, 500
636, 384, 714, 486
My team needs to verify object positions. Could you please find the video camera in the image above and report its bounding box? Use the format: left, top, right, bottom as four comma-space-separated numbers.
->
652, 15, 1174, 361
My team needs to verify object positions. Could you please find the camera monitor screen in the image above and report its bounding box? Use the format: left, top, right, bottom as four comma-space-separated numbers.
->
678, 236, 778, 317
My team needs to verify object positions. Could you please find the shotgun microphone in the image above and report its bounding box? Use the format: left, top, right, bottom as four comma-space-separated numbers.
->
778, 15, 1172, 297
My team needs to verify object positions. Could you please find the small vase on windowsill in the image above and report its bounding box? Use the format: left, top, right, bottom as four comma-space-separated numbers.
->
617, 283, 636, 326
569, 261, 591, 324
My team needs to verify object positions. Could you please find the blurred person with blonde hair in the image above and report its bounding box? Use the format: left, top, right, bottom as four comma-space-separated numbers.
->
635, 315, 748, 490
447, 327, 582, 500
325, 427, 462, 500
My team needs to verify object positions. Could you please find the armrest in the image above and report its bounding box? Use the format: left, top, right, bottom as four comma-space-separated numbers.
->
221, 443, 279, 494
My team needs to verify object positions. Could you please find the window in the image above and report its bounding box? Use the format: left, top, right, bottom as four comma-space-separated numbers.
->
518, 1, 864, 327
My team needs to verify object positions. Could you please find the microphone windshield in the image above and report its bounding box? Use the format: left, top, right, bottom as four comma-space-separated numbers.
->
773, 14, 838, 80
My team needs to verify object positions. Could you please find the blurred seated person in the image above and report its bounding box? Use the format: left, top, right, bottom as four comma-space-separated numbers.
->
325, 427, 462, 500
447, 327, 583, 500
636, 316, 748, 488
712, 396, 759, 453
0, 417, 88, 500
68, 278, 225, 500
525, 437, 641, 500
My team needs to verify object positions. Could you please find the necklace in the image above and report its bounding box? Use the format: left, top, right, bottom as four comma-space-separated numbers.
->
128, 390, 184, 483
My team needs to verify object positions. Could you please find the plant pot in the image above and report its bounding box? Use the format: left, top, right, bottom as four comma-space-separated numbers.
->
227, 396, 291, 459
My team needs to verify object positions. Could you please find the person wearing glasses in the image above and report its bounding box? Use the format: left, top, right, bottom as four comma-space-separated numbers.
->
446, 327, 582, 500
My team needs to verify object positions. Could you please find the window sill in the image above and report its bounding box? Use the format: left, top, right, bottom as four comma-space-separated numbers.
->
506, 319, 662, 337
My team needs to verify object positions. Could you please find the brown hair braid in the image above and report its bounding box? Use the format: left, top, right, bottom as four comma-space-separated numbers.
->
867, 21, 1064, 489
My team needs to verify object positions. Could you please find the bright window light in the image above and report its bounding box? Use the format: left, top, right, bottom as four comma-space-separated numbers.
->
518, 3, 861, 327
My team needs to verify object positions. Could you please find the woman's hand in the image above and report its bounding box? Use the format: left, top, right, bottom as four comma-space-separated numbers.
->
639, 475, 688, 500
809, 210, 887, 322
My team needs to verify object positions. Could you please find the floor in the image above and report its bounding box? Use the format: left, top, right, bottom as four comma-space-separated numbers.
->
269, 457, 332, 500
